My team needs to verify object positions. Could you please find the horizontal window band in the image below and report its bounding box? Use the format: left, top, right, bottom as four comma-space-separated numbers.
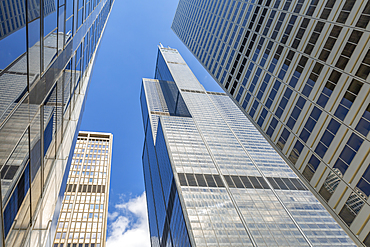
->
65, 184, 106, 193
180, 89, 206, 94
177, 172, 307, 191
150, 111, 170, 116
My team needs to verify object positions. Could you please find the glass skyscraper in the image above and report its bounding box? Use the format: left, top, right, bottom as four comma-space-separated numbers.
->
0, 0, 114, 246
172, 1, 370, 245
52, 131, 112, 247
141, 46, 355, 247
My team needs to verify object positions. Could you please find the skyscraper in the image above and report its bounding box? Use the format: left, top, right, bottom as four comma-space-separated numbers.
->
141, 46, 355, 247
0, 0, 114, 246
52, 131, 112, 247
172, 1, 370, 245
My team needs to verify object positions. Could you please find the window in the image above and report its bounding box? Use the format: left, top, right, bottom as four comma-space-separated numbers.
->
333, 133, 363, 176
339, 192, 365, 226
256, 74, 271, 100
302, 62, 323, 97
277, 51, 295, 81
262, 10, 277, 36
288, 140, 304, 164
277, 128, 290, 150
306, 0, 319, 16
356, 49, 370, 80
314, 119, 340, 158
336, 0, 356, 24
280, 15, 297, 44
265, 80, 281, 109
271, 13, 286, 40
299, 107, 322, 143
355, 104, 370, 137
304, 21, 325, 55
363, 231, 370, 246
356, 1, 370, 28
319, 170, 341, 202
335, 30, 363, 70
249, 100, 259, 118
266, 117, 278, 137
289, 56, 308, 88
320, 0, 336, 19
242, 93, 251, 109
260, 41, 274, 67
334, 79, 363, 121
356, 165, 370, 199
257, 108, 268, 127
319, 25, 342, 62
292, 18, 310, 49
268, 45, 283, 73
275, 87, 292, 119
286, 96, 306, 130
317, 70, 341, 108
302, 155, 321, 181
248, 68, 262, 94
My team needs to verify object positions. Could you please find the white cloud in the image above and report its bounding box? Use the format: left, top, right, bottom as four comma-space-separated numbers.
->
107, 192, 150, 247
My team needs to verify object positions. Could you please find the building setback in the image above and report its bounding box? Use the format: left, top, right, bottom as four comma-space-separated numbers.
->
0, 0, 114, 246
172, 0, 370, 245
52, 131, 112, 247
141, 46, 355, 247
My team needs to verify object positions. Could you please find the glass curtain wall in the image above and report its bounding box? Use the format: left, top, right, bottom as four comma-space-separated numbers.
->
0, 0, 114, 246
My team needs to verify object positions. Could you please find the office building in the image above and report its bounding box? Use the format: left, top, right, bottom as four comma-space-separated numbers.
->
172, 0, 370, 245
52, 131, 112, 247
0, 0, 114, 246
141, 46, 355, 247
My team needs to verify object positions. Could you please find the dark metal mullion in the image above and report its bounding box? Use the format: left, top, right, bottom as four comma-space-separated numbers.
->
0, 174, 4, 246
55, 81, 58, 158
56, 0, 59, 54
82, 0, 85, 22
61, 74, 65, 142
25, 0, 33, 226
63, 1, 67, 47
27, 125, 32, 225
71, 0, 75, 36
80, 38, 84, 91
40, 0, 44, 73
69, 58, 73, 120
40, 105, 44, 192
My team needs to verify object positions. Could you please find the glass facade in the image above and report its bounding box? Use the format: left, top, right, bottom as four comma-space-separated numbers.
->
141, 46, 355, 247
52, 131, 112, 247
172, 0, 370, 245
0, 0, 114, 246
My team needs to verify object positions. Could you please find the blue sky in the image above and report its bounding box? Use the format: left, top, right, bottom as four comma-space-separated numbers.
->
80, 1, 222, 246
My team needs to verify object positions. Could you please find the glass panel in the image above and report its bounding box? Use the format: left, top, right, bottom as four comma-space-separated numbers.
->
339, 192, 364, 226
2, 129, 30, 242
28, 17, 41, 82
62, 69, 71, 134
319, 170, 341, 202
43, 83, 57, 183
43, 0, 57, 71
58, 5, 65, 49
29, 108, 42, 218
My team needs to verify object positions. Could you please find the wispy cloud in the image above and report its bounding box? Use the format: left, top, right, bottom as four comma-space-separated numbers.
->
107, 192, 150, 247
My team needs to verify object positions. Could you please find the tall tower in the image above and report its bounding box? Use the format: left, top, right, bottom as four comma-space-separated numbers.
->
0, 0, 114, 246
141, 46, 355, 247
52, 131, 112, 247
172, 1, 370, 245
